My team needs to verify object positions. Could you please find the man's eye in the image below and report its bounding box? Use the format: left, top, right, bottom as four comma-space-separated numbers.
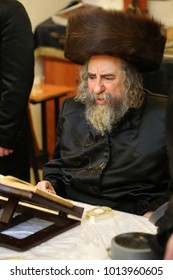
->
88, 76, 95, 80
104, 76, 114, 80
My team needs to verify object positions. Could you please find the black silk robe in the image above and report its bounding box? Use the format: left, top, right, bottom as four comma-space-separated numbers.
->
43, 92, 170, 215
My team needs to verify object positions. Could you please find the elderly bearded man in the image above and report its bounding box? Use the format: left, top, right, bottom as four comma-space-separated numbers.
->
37, 8, 171, 215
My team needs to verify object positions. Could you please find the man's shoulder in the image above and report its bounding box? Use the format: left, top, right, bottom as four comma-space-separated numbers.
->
141, 91, 168, 133
62, 96, 84, 111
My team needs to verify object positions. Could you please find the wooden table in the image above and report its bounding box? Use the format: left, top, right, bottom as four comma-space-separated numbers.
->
29, 84, 75, 182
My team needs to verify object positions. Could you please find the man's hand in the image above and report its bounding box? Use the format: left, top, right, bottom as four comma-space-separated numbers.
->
36, 180, 56, 194
0, 147, 13, 157
143, 211, 154, 218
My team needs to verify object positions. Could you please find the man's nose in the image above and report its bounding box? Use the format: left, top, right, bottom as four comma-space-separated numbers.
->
93, 79, 105, 94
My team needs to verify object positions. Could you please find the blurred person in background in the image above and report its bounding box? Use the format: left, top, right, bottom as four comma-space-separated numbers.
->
0, 0, 34, 181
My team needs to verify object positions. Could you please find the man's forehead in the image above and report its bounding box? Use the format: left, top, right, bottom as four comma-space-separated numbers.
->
87, 55, 123, 75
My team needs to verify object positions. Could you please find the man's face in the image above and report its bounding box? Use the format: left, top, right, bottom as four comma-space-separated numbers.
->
76, 54, 129, 135
87, 55, 125, 105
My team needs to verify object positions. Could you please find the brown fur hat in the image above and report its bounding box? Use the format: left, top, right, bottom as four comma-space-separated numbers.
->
64, 8, 166, 72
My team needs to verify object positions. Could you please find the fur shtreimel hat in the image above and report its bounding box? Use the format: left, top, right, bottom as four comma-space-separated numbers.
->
64, 8, 166, 72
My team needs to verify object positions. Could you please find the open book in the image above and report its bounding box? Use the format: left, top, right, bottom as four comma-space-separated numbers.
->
0, 174, 73, 209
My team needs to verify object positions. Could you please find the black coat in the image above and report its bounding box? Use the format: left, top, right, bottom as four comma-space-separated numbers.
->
0, 0, 34, 180
43, 92, 170, 214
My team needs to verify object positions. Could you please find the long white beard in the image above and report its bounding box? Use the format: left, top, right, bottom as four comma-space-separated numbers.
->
76, 91, 129, 135
86, 104, 116, 135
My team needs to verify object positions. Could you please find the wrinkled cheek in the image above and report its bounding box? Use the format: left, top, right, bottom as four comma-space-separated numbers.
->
88, 82, 93, 93
111, 88, 125, 104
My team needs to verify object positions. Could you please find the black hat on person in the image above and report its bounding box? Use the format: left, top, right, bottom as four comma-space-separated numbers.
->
64, 8, 166, 72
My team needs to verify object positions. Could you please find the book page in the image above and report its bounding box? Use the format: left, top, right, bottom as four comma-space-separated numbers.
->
0, 174, 73, 208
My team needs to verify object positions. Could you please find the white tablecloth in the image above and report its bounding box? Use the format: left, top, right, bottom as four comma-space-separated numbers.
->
0, 202, 157, 260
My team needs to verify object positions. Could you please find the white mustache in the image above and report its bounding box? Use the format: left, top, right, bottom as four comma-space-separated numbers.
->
91, 92, 112, 104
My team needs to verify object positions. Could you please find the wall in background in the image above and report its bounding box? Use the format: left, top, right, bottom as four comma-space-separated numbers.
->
148, 0, 173, 26
19, 0, 70, 30
85, 0, 123, 9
